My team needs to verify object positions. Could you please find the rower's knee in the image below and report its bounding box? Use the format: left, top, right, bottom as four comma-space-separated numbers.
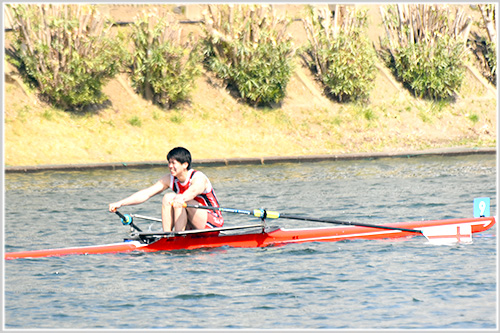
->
162, 193, 176, 207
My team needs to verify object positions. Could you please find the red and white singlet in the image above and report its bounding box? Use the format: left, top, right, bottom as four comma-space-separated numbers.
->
170, 169, 224, 228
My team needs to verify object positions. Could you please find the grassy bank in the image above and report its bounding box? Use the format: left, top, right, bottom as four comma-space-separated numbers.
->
4, 4, 496, 167
4, 60, 496, 167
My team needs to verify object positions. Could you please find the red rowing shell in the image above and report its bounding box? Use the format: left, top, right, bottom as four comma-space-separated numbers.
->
5, 216, 496, 260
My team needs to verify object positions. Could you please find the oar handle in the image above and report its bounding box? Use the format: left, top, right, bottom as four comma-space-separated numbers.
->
115, 210, 128, 222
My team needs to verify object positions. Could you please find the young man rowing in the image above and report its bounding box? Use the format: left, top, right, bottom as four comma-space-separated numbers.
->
109, 147, 224, 231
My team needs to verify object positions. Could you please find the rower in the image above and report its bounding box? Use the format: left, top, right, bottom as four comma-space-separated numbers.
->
109, 147, 224, 232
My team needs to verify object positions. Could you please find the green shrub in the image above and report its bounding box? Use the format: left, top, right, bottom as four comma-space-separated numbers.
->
380, 5, 471, 100
201, 5, 295, 107
477, 4, 496, 84
391, 36, 466, 99
302, 6, 377, 102
6, 4, 124, 110
129, 9, 202, 109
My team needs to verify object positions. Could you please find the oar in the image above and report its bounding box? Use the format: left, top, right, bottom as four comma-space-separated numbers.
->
114, 211, 142, 232
184, 204, 424, 234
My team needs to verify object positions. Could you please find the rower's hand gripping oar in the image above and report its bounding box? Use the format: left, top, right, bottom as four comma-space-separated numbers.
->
114, 210, 142, 232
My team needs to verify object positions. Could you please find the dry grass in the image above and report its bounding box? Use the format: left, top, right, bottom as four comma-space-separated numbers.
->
4, 60, 496, 166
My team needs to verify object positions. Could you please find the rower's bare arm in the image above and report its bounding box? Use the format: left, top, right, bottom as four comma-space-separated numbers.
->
109, 177, 169, 211
177, 173, 207, 202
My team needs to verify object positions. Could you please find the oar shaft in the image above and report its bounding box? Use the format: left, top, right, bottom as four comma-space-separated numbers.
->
115, 210, 128, 221
185, 204, 253, 216
278, 213, 422, 234
186, 204, 422, 234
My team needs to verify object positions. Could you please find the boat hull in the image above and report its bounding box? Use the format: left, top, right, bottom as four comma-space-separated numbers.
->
4, 241, 147, 260
143, 216, 496, 251
4, 216, 496, 260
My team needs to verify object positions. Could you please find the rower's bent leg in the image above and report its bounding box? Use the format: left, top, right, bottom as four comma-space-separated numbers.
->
162, 193, 176, 231
162, 196, 206, 231
186, 200, 208, 230
173, 205, 189, 232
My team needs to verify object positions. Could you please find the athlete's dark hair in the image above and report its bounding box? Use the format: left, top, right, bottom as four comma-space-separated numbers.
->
167, 147, 192, 169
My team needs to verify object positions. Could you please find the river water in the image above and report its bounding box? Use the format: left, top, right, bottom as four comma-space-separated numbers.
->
3, 155, 497, 329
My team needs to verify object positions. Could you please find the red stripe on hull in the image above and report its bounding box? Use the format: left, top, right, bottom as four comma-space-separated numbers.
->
4, 216, 495, 259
